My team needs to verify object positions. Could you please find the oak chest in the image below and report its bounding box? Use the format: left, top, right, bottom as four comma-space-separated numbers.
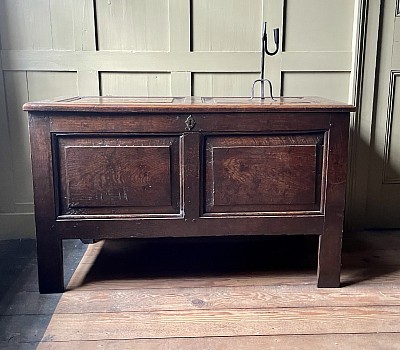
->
24, 96, 355, 293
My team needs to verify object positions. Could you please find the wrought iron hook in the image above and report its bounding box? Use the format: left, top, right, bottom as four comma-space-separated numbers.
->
250, 79, 275, 101
252, 21, 280, 100
263, 23, 280, 56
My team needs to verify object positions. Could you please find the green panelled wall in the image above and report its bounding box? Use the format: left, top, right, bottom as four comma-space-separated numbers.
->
0, 0, 359, 238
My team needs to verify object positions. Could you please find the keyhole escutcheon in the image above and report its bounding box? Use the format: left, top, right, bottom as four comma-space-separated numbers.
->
185, 115, 196, 131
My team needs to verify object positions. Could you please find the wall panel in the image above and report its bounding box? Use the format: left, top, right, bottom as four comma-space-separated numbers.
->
100, 72, 171, 96
193, 73, 259, 97
0, 0, 74, 50
95, 0, 170, 51
281, 72, 350, 103
4, 71, 78, 208
0, 66, 17, 213
4, 71, 32, 205
284, 0, 354, 52
191, 0, 262, 51
384, 72, 400, 182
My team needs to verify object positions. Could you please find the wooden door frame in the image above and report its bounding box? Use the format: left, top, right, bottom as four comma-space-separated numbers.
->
345, 0, 383, 232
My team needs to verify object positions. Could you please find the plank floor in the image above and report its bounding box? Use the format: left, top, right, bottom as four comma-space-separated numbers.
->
1, 232, 400, 349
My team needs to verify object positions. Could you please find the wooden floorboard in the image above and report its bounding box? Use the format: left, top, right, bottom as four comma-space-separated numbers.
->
1, 232, 400, 349
0, 239, 87, 347
56, 284, 400, 313
36, 333, 400, 350
42, 306, 400, 341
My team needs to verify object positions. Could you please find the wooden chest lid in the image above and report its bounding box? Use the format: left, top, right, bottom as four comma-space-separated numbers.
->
23, 96, 356, 113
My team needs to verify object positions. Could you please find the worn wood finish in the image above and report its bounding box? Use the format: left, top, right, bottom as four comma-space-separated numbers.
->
56, 135, 182, 216
2, 232, 400, 348
41, 306, 400, 341
40, 231, 400, 347
28, 116, 64, 293
204, 134, 324, 213
36, 334, 400, 350
24, 96, 354, 113
318, 114, 350, 287
24, 96, 353, 292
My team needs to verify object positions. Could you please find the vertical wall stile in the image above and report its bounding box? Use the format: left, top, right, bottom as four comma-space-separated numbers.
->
0, 47, 16, 213
73, 0, 99, 95
169, 0, 191, 96
263, 0, 284, 97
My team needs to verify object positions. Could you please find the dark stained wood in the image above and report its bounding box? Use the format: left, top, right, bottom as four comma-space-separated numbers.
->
317, 114, 350, 287
56, 135, 182, 215
183, 132, 201, 222
204, 134, 324, 213
48, 113, 334, 134
55, 216, 325, 238
28, 116, 64, 293
23, 96, 356, 113
25, 96, 353, 292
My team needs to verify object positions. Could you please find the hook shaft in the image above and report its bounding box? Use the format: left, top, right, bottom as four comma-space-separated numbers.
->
259, 22, 280, 99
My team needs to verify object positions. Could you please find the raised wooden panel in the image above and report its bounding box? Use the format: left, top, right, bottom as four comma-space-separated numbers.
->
95, 0, 169, 51
0, 0, 74, 50
282, 72, 350, 103
192, 73, 259, 97
100, 72, 171, 96
384, 71, 400, 182
191, 0, 262, 51
284, 0, 354, 52
56, 135, 182, 216
203, 133, 325, 215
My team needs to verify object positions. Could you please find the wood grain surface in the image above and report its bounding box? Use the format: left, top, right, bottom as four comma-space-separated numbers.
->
204, 134, 323, 213
27, 97, 350, 292
2, 232, 400, 349
38, 232, 400, 349
23, 96, 356, 113
57, 135, 181, 215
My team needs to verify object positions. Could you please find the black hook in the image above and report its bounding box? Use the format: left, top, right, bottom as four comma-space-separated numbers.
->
256, 22, 280, 100
264, 24, 280, 56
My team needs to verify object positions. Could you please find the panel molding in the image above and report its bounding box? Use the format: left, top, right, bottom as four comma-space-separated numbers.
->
396, 0, 400, 16
383, 70, 400, 183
